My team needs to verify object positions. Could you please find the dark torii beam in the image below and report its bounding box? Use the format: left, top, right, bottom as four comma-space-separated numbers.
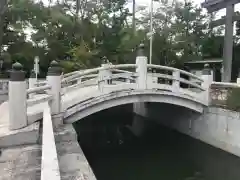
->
210, 12, 240, 27
202, 0, 240, 13
201, 0, 240, 82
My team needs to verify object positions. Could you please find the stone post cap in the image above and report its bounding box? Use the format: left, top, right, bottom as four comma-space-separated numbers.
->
47, 60, 62, 76
101, 56, 108, 64
12, 62, 23, 71
10, 62, 25, 81
137, 43, 145, 57
202, 63, 211, 75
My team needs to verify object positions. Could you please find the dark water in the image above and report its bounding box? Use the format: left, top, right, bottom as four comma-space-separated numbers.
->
73, 105, 240, 180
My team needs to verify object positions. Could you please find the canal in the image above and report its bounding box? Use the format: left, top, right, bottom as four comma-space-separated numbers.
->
73, 104, 240, 180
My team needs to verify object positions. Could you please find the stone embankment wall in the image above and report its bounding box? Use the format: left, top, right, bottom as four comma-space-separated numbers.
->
54, 124, 97, 180
133, 102, 240, 157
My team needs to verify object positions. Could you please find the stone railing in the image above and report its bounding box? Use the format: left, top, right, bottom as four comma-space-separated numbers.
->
210, 82, 240, 108
0, 79, 47, 92
61, 64, 137, 95
8, 61, 62, 130
60, 51, 211, 106
95, 63, 208, 104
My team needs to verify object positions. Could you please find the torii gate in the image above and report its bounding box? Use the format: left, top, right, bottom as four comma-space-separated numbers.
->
202, 0, 240, 82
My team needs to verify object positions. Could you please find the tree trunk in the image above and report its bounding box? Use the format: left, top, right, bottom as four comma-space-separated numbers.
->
132, 0, 136, 35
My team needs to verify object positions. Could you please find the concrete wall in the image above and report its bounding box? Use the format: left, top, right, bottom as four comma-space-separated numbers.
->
134, 103, 240, 157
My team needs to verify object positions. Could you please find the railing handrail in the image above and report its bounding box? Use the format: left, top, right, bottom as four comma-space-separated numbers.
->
147, 64, 204, 82
41, 103, 61, 180
111, 69, 134, 74
27, 84, 51, 95
211, 81, 240, 88
99, 72, 137, 82
0, 79, 9, 82
63, 74, 98, 85
62, 70, 82, 78
61, 77, 98, 95
150, 73, 204, 91
27, 94, 53, 106
62, 64, 136, 83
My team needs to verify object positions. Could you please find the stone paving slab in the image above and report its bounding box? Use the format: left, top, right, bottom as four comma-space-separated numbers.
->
0, 122, 40, 148
0, 145, 41, 180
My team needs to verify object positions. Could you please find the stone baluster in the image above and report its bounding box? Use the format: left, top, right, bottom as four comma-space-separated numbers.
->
136, 44, 147, 89
126, 78, 131, 83
28, 70, 37, 98
98, 57, 112, 92
152, 69, 158, 84
47, 61, 62, 116
77, 77, 82, 84
9, 62, 27, 130
172, 70, 180, 93
201, 64, 213, 105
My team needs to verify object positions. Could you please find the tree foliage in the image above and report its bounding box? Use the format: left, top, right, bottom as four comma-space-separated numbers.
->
0, 0, 237, 78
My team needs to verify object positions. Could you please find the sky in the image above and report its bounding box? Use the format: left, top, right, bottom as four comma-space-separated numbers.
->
132, 0, 240, 19
40, 0, 240, 19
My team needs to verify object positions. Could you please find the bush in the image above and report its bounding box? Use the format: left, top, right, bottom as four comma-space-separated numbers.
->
226, 88, 240, 111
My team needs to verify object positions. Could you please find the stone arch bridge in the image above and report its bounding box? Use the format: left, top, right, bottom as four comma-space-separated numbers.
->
1, 45, 238, 180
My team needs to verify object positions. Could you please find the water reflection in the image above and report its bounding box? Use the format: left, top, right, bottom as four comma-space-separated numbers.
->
73, 106, 240, 180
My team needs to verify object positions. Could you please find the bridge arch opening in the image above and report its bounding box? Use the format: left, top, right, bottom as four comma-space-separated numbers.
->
72, 102, 198, 151
64, 90, 204, 124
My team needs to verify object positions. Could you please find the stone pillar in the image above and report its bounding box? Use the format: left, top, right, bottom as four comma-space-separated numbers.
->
28, 70, 37, 98
172, 70, 180, 93
47, 60, 62, 116
201, 64, 213, 105
130, 44, 148, 137
9, 62, 27, 130
136, 44, 147, 89
237, 69, 240, 84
